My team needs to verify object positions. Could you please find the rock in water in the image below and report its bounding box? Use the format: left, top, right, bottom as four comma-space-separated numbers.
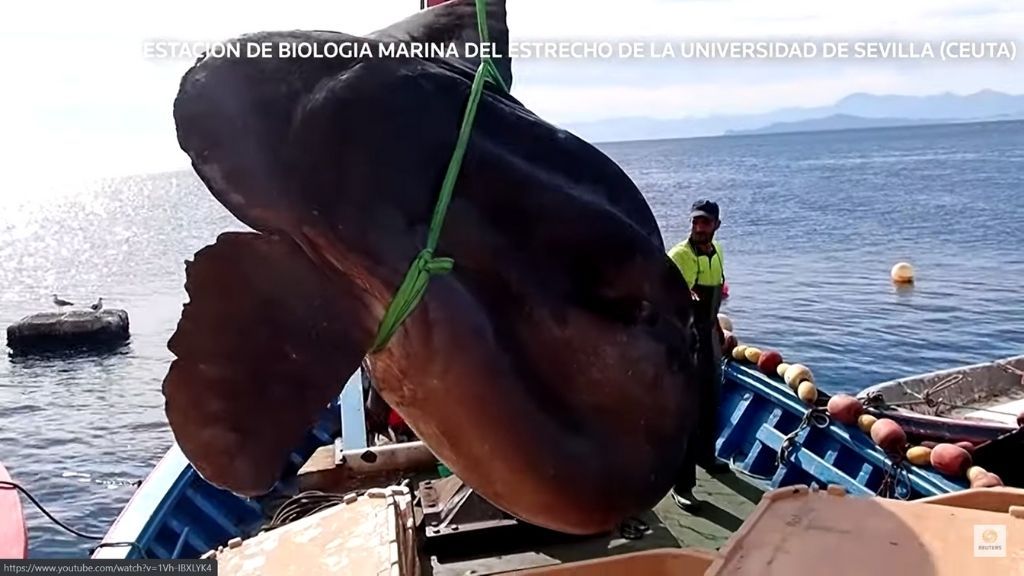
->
6, 309, 130, 353
163, 0, 699, 536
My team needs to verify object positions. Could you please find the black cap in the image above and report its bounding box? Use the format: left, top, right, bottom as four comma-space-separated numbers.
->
690, 199, 720, 220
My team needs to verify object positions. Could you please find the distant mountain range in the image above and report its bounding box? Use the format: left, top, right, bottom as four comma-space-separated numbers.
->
724, 113, 1024, 136
562, 90, 1024, 142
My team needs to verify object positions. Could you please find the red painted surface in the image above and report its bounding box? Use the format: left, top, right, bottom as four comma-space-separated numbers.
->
387, 409, 406, 429
424, 0, 453, 7
0, 461, 28, 559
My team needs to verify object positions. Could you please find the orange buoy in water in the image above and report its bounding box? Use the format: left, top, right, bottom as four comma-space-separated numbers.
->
891, 262, 914, 283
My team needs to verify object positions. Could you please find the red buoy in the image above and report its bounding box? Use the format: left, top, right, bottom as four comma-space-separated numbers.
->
0, 460, 28, 559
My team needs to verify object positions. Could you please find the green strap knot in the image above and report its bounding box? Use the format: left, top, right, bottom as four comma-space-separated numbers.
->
369, 0, 507, 353
370, 248, 454, 353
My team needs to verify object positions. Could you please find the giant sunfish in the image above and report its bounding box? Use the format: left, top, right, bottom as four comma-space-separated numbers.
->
164, 0, 699, 535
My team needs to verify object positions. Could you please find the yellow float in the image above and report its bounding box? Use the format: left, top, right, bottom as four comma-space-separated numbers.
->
857, 414, 877, 434
797, 381, 818, 404
775, 362, 790, 378
743, 346, 762, 363
783, 364, 814, 389
906, 446, 932, 467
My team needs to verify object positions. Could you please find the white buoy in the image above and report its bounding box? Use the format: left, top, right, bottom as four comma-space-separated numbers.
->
891, 262, 915, 283
718, 313, 733, 332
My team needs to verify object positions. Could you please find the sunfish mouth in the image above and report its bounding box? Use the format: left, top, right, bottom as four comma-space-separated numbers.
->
163, 0, 700, 535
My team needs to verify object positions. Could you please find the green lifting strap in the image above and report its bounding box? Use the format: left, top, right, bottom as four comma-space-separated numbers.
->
369, 0, 509, 353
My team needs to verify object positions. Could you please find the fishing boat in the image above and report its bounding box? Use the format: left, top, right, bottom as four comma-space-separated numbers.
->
90, 353, 1023, 565
1, 460, 29, 559
858, 354, 1024, 429
857, 353, 1024, 489
716, 361, 968, 498
719, 348, 1024, 491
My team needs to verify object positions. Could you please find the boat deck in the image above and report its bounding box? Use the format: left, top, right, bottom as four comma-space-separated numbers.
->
651, 468, 763, 550
960, 395, 1024, 426
423, 468, 762, 575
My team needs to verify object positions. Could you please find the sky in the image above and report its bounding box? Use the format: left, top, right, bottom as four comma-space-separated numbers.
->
1, 0, 1022, 187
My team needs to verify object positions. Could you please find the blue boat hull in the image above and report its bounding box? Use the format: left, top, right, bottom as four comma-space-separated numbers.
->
716, 361, 968, 498
92, 403, 340, 560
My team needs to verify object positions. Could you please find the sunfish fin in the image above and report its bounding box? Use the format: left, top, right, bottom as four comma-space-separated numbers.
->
368, 0, 512, 90
162, 231, 374, 496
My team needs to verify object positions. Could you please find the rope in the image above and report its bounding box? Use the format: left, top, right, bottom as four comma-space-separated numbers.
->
0, 480, 104, 541
0, 480, 147, 558
370, 0, 508, 353
891, 373, 964, 416
998, 362, 1024, 386
919, 373, 963, 408
263, 491, 350, 530
867, 370, 1021, 419
776, 408, 831, 468
876, 459, 911, 500
727, 455, 775, 482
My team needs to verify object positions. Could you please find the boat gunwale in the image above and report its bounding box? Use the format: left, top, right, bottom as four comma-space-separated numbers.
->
724, 362, 968, 496
856, 354, 1024, 416
91, 445, 193, 559
91, 396, 344, 560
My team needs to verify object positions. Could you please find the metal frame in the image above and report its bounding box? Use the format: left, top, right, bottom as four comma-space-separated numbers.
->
340, 368, 369, 450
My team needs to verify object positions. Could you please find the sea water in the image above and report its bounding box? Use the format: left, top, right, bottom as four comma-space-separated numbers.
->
1, 120, 1021, 557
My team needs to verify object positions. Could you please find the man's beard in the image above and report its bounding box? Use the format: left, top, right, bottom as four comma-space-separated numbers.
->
690, 232, 713, 244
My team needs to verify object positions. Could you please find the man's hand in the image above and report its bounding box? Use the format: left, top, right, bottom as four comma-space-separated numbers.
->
690, 290, 700, 301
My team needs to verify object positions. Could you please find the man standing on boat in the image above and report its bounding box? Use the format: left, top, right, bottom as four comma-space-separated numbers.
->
667, 199, 730, 510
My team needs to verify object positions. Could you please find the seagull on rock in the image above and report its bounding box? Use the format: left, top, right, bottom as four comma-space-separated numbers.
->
52, 294, 74, 309
90, 298, 104, 312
